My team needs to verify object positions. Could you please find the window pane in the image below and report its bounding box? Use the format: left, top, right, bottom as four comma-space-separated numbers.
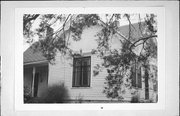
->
82, 66, 88, 86
74, 67, 81, 86
131, 65, 136, 87
138, 67, 142, 88
73, 57, 91, 87
75, 59, 81, 66
82, 58, 90, 66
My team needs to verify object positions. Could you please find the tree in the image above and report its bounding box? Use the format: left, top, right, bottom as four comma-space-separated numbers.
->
23, 13, 158, 101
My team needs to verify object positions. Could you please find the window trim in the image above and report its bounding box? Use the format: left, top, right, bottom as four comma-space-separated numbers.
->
72, 56, 91, 87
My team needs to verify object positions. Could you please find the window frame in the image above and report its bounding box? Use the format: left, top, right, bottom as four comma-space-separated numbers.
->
72, 56, 91, 87
131, 64, 142, 88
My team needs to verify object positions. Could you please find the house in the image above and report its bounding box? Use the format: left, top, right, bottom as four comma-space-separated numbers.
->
24, 22, 157, 102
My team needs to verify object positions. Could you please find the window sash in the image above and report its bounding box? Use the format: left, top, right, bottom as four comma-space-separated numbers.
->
73, 57, 91, 87
131, 65, 142, 88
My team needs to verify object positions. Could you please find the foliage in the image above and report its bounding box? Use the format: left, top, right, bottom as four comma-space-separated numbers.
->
43, 84, 70, 103
23, 14, 40, 40
25, 84, 70, 103
24, 86, 32, 103
131, 95, 140, 103
23, 13, 158, 100
70, 14, 100, 41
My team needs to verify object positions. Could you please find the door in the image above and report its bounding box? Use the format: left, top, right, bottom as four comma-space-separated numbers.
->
34, 73, 39, 97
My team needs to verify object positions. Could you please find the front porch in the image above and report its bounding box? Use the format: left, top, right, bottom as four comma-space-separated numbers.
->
24, 63, 49, 99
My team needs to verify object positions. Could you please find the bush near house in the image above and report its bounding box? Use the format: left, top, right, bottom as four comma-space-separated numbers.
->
24, 84, 70, 103
44, 84, 70, 103
131, 95, 140, 103
130, 95, 155, 103
24, 86, 32, 103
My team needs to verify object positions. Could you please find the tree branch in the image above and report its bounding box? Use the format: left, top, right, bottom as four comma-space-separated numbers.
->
124, 14, 136, 31
66, 15, 73, 46
138, 14, 144, 37
97, 18, 132, 44
43, 14, 72, 42
23, 14, 40, 30
109, 14, 115, 24
130, 35, 157, 50
62, 14, 71, 40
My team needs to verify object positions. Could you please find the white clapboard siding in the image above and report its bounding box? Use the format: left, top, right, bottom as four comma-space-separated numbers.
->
48, 53, 111, 100
48, 52, 156, 101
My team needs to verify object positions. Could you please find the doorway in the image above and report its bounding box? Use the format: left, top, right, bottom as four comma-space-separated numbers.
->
34, 72, 39, 97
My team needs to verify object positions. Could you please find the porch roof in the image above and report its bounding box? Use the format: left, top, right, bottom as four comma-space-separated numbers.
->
24, 44, 48, 64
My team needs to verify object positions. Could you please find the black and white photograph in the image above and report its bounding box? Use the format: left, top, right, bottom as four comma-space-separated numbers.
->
1, 1, 179, 116
23, 13, 158, 104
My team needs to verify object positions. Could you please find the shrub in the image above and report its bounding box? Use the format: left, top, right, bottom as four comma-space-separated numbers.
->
131, 95, 139, 103
24, 86, 32, 103
43, 84, 70, 103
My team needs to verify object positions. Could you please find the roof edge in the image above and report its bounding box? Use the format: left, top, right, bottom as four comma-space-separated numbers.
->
24, 60, 48, 65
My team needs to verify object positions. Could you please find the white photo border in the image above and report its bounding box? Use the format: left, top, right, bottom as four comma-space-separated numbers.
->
15, 7, 165, 111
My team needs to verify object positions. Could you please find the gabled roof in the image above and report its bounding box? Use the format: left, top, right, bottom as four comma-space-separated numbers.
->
23, 22, 150, 64
118, 22, 145, 40
24, 44, 47, 64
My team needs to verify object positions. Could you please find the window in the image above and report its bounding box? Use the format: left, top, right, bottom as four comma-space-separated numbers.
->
73, 56, 91, 87
130, 65, 142, 88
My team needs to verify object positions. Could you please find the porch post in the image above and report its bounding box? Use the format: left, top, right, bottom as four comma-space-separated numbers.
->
31, 66, 36, 97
